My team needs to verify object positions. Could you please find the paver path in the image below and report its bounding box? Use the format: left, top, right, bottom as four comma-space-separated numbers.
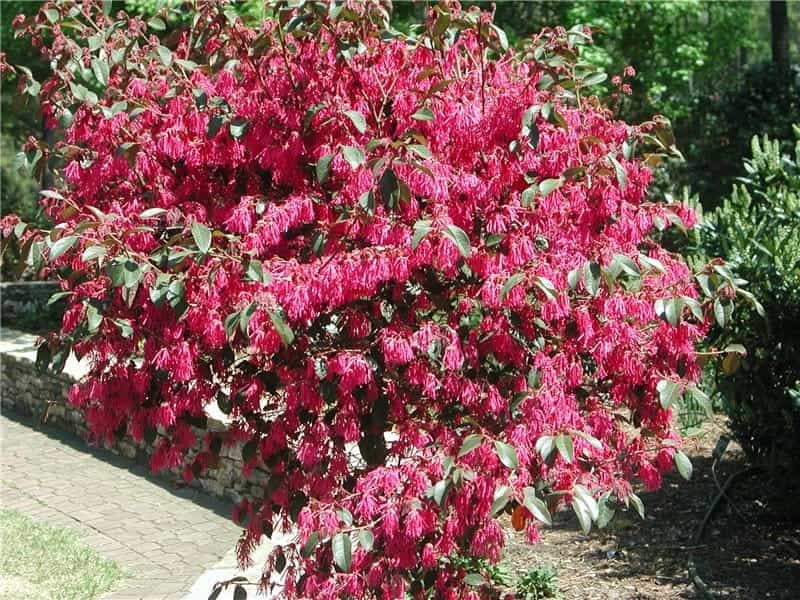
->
0, 411, 242, 599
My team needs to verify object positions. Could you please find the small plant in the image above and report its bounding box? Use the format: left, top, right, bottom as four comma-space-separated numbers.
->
516, 563, 560, 600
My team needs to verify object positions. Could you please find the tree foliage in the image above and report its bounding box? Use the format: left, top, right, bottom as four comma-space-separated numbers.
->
689, 129, 800, 468
1, 1, 750, 597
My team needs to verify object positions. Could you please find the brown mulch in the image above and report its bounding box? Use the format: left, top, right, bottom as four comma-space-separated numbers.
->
501, 416, 800, 599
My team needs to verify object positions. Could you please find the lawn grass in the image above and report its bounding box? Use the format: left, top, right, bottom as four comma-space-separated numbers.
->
0, 509, 126, 600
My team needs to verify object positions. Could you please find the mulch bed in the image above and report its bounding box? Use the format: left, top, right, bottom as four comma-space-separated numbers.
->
501, 416, 800, 598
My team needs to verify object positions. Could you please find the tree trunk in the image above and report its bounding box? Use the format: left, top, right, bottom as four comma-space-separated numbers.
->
770, 0, 790, 76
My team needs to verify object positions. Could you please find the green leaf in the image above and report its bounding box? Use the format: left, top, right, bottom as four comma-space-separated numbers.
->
224, 311, 241, 340
408, 144, 432, 160
357, 530, 374, 552
191, 222, 212, 254
490, 485, 511, 516
344, 110, 367, 133
412, 107, 434, 121
494, 441, 518, 470
664, 297, 683, 326
538, 178, 563, 196
431, 479, 448, 506
229, 118, 249, 139
523, 487, 552, 526
44, 8, 60, 23
674, 450, 693, 480
342, 146, 365, 169
148, 16, 166, 31
463, 573, 486, 587
411, 220, 432, 249
535, 435, 555, 461
458, 433, 482, 457
316, 154, 334, 184
156, 45, 172, 67
332, 533, 352, 573
596, 493, 616, 529
301, 532, 319, 558
628, 492, 645, 519
583, 261, 601, 297
500, 273, 525, 301
207, 115, 224, 139
555, 434, 574, 463
572, 484, 599, 534
239, 302, 257, 334
113, 318, 133, 338
48, 291, 73, 306
86, 303, 102, 332
443, 224, 471, 258
139, 207, 167, 219
269, 308, 295, 346
245, 259, 270, 285
572, 498, 592, 534
534, 276, 558, 302
724, 344, 746, 355
81, 246, 107, 262
91, 58, 109, 86
50, 236, 77, 261
379, 168, 400, 207
656, 379, 681, 409
609, 155, 628, 191
582, 71, 608, 87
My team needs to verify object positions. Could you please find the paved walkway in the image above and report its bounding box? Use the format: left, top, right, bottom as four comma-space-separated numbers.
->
0, 411, 242, 599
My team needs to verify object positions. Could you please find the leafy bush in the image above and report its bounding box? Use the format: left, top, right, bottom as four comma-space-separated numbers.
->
6, 2, 738, 597
679, 62, 800, 207
690, 129, 800, 467
516, 563, 560, 600
0, 134, 41, 226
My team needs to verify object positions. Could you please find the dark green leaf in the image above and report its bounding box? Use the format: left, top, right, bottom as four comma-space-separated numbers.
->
443, 224, 471, 258
269, 308, 295, 346
207, 115, 224, 139
316, 154, 334, 184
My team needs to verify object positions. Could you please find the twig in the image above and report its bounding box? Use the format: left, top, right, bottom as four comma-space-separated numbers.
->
692, 467, 758, 544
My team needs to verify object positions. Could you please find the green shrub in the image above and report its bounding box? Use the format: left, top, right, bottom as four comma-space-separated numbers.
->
0, 134, 41, 225
516, 563, 560, 600
692, 128, 800, 468
679, 62, 800, 207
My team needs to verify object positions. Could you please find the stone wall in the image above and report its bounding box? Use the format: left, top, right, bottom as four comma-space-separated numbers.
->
1, 281, 63, 333
0, 330, 268, 506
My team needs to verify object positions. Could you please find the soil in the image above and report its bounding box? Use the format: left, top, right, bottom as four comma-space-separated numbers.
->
501, 416, 800, 599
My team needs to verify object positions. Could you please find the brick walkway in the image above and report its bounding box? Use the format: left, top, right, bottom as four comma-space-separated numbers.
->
0, 412, 242, 599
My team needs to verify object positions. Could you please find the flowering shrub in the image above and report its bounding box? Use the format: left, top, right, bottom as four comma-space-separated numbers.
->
5, 1, 734, 597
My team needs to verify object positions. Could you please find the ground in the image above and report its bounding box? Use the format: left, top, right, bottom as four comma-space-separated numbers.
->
501, 416, 800, 599
0, 509, 125, 600
0, 412, 241, 599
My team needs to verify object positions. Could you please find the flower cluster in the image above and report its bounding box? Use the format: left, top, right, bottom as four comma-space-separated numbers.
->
9, 1, 714, 597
